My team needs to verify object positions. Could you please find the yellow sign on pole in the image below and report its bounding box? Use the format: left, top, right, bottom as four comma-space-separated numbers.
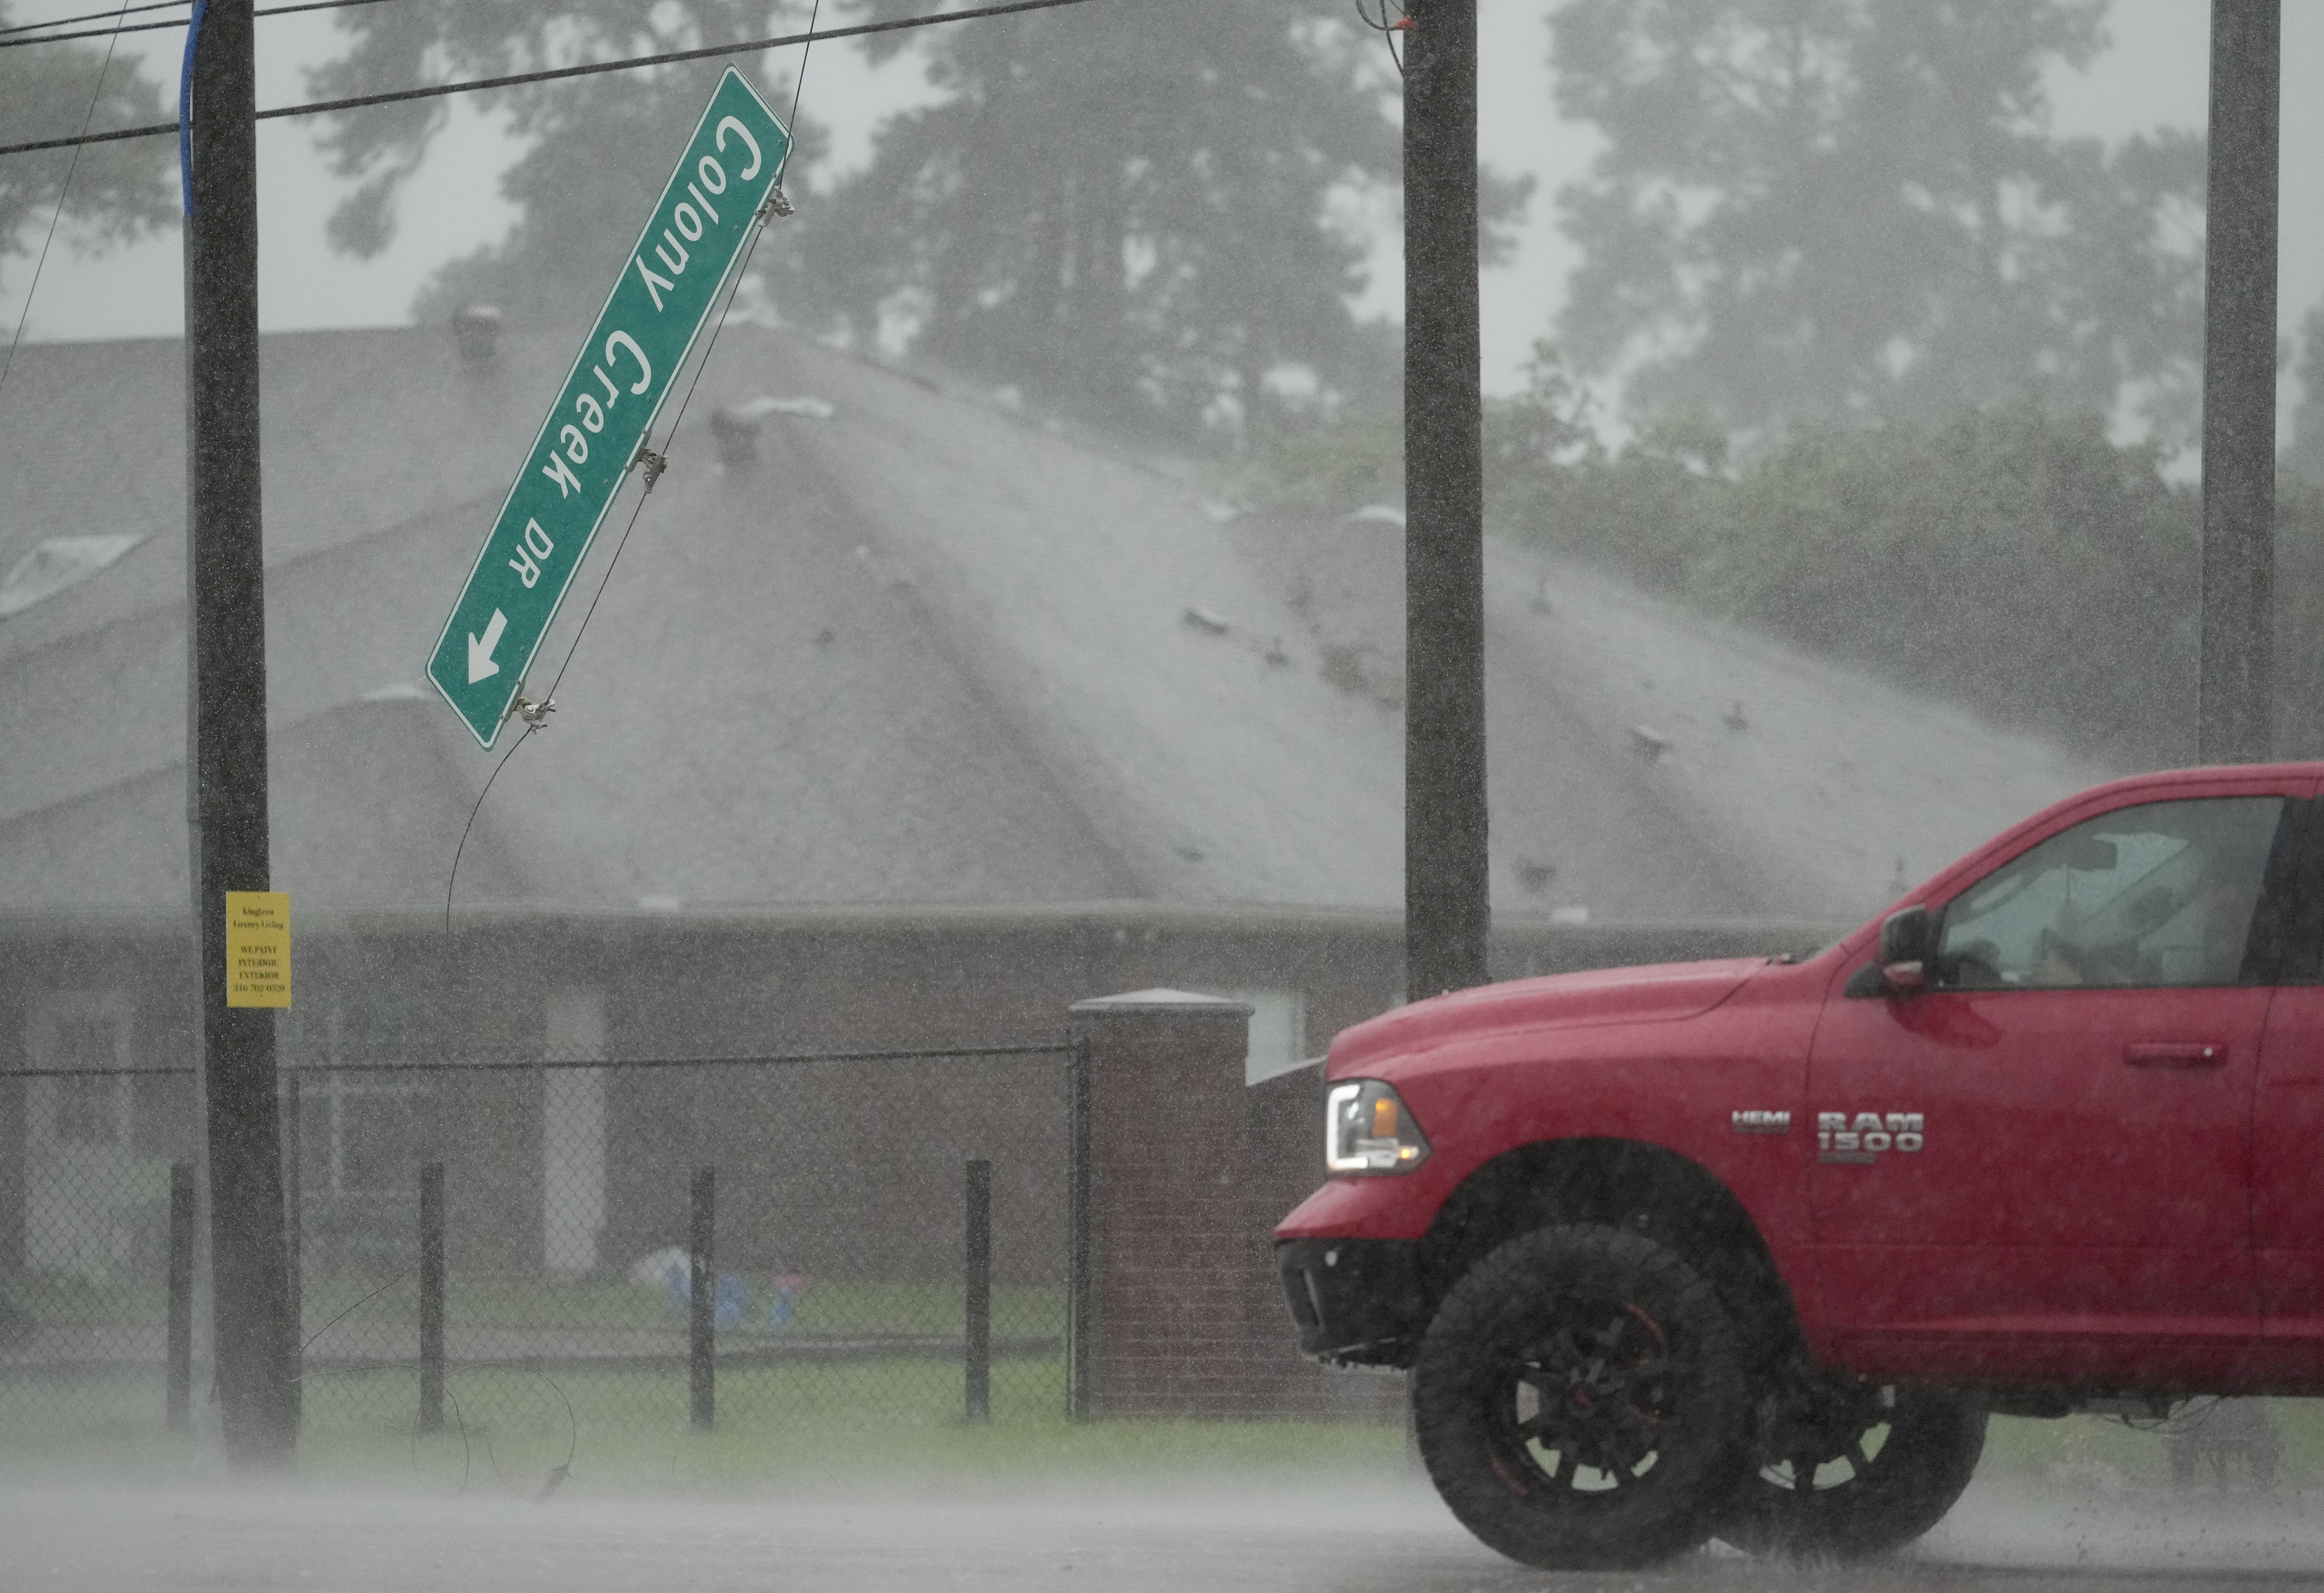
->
225, 891, 290, 1009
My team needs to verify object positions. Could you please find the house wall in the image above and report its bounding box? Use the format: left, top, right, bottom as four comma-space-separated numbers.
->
0, 992, 20, 1274
0, 923, 198, 1282
1, 908, 1838, 1309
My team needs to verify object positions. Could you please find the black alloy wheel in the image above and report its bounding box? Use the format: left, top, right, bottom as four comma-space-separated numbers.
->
1717, 1376, 1986, 1560
1413, 1224, 1754, 1570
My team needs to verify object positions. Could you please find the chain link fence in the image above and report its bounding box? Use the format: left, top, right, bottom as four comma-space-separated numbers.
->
2, 1042, 1081, 1471
0, 1061, 194, 1446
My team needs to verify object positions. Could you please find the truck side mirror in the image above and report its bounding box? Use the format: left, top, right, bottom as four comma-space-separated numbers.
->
1875, 906, 1937, 993
1848, 906, 1938, 997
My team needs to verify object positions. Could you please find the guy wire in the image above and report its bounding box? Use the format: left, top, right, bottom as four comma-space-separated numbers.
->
789, 0, 822, 130
544, 203, 775, 703
445, 118, 790, 927
442, 722, 537, 933
0, 0, 131, 413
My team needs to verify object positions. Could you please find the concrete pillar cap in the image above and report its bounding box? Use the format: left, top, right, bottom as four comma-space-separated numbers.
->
1069, 988, 1254, 1018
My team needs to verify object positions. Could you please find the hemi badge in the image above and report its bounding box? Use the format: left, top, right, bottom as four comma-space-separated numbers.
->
1731, 1110, 1791, 1135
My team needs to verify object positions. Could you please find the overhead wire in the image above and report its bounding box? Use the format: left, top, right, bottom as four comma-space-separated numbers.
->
0, 0, 132, 413
0, 0, 185, 39
1352, 0, 1408, 77
0, 0, 1109, 156
0, 0, 404, 50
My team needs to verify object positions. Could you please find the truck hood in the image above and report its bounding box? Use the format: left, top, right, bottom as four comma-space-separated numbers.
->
1328, 957, 1769, 1076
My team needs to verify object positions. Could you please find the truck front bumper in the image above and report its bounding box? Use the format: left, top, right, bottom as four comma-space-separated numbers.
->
1274, 1237, 1430, 1369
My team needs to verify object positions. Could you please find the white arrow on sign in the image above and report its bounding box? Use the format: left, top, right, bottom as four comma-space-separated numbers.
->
467, 608, 508, 684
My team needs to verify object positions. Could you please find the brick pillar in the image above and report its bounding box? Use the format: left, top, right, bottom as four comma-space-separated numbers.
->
1069, 989, 1250, 1416
1068, 989, 1403, 1422
1068, 986, 1379, 1424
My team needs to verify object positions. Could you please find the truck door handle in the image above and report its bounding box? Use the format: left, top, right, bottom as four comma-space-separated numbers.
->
2124, 1042, 2228, 1068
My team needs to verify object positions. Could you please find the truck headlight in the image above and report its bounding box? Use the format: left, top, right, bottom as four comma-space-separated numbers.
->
1325, 1079, 1431, 1174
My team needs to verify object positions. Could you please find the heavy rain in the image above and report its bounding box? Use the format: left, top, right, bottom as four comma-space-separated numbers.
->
3, 2, 2323, 1588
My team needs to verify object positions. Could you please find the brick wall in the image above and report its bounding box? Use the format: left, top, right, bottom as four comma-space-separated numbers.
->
1071, 990, 1401, 1419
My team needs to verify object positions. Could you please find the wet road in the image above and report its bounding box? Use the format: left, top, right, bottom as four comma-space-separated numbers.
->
3, 1472, 2321, 1591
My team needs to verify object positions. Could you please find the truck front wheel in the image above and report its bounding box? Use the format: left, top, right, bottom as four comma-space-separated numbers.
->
1411, 1224, 1754, 1570
1717, 1378, 1985, 1560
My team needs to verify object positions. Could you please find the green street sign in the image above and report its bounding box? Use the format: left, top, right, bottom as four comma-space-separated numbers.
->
426, 66, 792, 747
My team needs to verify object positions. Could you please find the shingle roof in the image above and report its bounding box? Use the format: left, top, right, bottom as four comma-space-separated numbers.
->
0, 320, 2111, 919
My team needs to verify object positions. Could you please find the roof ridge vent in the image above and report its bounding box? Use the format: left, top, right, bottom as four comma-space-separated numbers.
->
710, 394, 837, 469
452, 304, 504, 364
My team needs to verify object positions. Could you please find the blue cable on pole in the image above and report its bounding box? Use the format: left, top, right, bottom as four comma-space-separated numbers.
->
177, 0, 205, 215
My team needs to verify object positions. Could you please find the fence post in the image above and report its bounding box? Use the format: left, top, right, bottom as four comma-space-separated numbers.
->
167, 1162, 197, 1433
964, 1158, 992, 1424
689, 1165, 715, 1432
1065, 1038, 1092, 1421
281, 1071, 301, 1430
418, 1162, 445, 1434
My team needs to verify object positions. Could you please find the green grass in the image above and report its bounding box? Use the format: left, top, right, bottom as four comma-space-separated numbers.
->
7, 1269, 1064, 1341
51, 1273, 2324, 1500
2, 1269, 1177, 1492
0, 1358, 1405, 1495
1, 1272, 168, 1330
1978, 1402, 2324, 1488
430, 1278, 1066, 1338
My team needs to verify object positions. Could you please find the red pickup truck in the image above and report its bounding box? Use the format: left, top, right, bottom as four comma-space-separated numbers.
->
1276, 762, 2324, 1569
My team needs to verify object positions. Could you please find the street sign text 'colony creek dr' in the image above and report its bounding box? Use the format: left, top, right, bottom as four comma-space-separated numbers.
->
427, 67, 792, 746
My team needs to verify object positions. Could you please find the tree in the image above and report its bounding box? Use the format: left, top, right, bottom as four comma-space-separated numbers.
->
305, 2, 818, 328
790, 0, 1415, 441
308, 2, 1516, 445
1490, 382, 2204, 765
0, 5, 175, 293
1549, 0, 2205, 443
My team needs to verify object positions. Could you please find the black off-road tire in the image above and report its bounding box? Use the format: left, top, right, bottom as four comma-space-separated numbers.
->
1411, 1223, 1755, 1571
1718, 1381, 1985, 1560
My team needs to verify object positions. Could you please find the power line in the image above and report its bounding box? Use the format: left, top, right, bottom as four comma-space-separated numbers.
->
0, 0, 184, 39
0, 13, 175, 45
0, 0, 404, 49
3, 0, 1095, 95
1, 0, 1104, 157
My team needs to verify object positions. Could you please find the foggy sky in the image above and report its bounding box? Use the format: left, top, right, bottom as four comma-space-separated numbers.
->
1, 0, 2316, 412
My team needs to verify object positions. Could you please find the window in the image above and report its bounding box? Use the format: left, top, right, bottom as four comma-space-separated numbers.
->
1207, 989, 1311, 1084
283, 992, 438, 1200
48, 1013, 128, 1143
52, 1075, 123, 1145
23, 993, 137, 1273
0, 532, 147, 618
28, 997, 132, 1147
1936, 797, 2283, 989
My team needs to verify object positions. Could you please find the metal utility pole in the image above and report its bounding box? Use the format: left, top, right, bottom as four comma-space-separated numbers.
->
1403, 0, 1489, 999
184, 0, 295, 1464
2199, 0, 2279, 764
